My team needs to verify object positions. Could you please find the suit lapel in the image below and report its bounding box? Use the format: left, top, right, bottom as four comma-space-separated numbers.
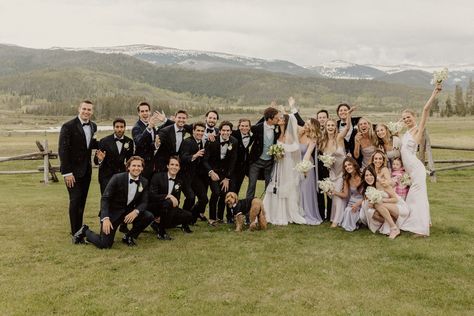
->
75, 118, 87, 147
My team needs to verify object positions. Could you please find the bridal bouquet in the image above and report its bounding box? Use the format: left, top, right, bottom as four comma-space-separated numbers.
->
387, 121, 403, 135
294, 160, 315, 174
319, 153, 336, 168
365, 186, 384, 204
318, 178, 335, 194
267, 144, 285, 160
400, 173, 412, 187
430, 67, 449, 85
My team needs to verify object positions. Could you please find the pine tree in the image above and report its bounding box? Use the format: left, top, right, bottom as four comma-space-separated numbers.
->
445, 95, 454, 117
465, 78, 473, 115
454, 85, 466, 116
430, 98, 439, 117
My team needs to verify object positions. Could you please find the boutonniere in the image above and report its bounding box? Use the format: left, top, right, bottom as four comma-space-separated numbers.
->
123, 142, 130, 150
174, 184, 180, 190
227, 144, 233, 150
138, 184, 143, 192
92, 134, 97, 140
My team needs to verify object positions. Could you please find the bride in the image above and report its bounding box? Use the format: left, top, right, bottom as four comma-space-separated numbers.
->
264, 112, 306, 225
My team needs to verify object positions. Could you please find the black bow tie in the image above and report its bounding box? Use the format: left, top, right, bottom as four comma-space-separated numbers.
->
129, 179, 139, 185
206, 128, 214, 133
340, 122, 346, 127
242, 135, 250, 139
176, 129, 183, 133
168, 178, 175, 181
221, 140, 230, 146
115, 138, 125, 143
82, 122, 90, 126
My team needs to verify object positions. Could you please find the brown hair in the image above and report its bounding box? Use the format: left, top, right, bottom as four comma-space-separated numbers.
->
136, 101, 150, 112
263, 107, 279, 121
126, 156, 145, 168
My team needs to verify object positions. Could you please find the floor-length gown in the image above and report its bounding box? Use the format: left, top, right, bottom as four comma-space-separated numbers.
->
329, 146, 346, 224
340, 186, 363, 231
264, 115, 306, 225
299, 143, 322, 225
361, 145, 376, 168
399, 131, 430, 236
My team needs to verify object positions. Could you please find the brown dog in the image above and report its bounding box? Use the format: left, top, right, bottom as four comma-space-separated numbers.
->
225, 192, 267, 232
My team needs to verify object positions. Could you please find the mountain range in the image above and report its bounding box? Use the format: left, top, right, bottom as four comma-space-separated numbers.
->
57, 44, 473, 88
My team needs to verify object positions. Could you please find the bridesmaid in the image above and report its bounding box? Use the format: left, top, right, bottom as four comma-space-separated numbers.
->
320, 110, 353, 227
332, 157, 363, 231
399, 84, 442, 237
375, 123, 401, 169
353, 117, 378, 168
370, 149, 392, 183
359, 165, 402, 239
298, 118, 323, 225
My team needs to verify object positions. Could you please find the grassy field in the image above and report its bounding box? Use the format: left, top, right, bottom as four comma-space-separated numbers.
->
0, 117, 473, 315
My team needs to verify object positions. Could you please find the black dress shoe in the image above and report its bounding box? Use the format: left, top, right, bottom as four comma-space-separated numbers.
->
181, 225, 193, 234
72, 225, 89, 244
122, 235, 137, 247
199, 214, 208, 222
119, 224, 130, 234
157, 233, 173, 240
150, 221, 160, 234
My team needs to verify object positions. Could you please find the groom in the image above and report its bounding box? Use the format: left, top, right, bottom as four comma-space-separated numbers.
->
246, 107, 280, 199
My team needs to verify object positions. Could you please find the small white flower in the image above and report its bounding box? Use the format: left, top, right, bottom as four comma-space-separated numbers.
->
124, 142, 130, 150
138, 184, 143, 192
387, 122, 403, 135
318, 178, 335, 194
319, 153, 336, 168
294, 160, 315, 174
227, 144, 233, 151
431, 67, 449, 85
174, 184, 180, 190
365, 186, 384, 204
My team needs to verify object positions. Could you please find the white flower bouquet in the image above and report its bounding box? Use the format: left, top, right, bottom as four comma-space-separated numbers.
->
267, 144, 285, 160
319, 153, 336, 168
431, 67, 448, 85
294, 160, 315, 174
387, 121, 403, 135
400, 173, 412, 187
365, 186, 384, 204
318, 178, 335, 194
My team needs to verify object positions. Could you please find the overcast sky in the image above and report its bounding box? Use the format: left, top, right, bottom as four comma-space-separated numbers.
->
0, 0, 473, 66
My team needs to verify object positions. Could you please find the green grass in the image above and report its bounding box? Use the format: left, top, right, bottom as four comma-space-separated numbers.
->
0, 118, 474, 315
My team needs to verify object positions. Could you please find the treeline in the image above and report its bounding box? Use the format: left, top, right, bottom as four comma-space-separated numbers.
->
431, 79, 474, 117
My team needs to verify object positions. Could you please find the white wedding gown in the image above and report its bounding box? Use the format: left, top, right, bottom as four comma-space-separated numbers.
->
264, 115, 306, 225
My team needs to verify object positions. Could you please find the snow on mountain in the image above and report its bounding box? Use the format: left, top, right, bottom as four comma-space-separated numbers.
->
307, 60, 386, 80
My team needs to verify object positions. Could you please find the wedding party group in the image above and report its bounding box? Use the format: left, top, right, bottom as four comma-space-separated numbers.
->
59, 83, 442, 248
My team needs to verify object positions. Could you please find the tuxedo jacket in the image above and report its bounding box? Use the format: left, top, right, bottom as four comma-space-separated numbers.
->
336, 116, 362, 158
132, 120, 156, 164
58, 117, 98, 178
94, 134, 134, 182
154, 124, 191, 171
179, 137, 207, 178
100, 172, 149, 223
203, 136, 238, 179
231, 130, 254, 173
149, 171, 182, 209
249, 122, 280, 163
229, 197, 254, 216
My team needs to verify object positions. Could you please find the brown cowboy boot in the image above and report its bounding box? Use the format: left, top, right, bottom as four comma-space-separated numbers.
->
234, 214, 244, 232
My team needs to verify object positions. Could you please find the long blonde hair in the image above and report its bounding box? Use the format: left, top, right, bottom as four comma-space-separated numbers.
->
320, 118, 337, 151
358, 117, 377, 146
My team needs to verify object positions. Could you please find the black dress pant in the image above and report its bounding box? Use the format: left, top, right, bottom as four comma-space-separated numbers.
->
230, 168, 247, 196
186, 176, 209, 222
85, 210, 154, 249
317, 163, 332, 220
67, 173, 91, 235
209, 179, 232, 221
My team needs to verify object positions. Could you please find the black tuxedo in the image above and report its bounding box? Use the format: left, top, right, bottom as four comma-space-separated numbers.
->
229, 197, 254, 216
149, 171, 192, 233
178, 137, 209, 220
94, 134, 134, 193
337, 117, 360, 158
132, 120, 156, 179
230, 130, 254, 195
84, 172, 154, 248
154, 124, 191, 172
58, 116, 98, 235
316, 147, 332, 220
203, 136, 238, 221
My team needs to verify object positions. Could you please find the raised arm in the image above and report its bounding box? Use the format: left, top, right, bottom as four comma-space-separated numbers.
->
336, 109, 354, 146
415, 84, 442, 143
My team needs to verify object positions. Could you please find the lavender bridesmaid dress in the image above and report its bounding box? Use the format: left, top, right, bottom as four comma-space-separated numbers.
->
299, 143, 322, 225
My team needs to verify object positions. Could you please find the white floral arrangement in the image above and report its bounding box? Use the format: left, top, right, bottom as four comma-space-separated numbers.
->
138, 183, 143, 193
174, 184, 180, 190
124, 142, 130, 150
227, 144, 233, 151
319, 153, 336, 168
387, 121, 403, 135
365, 186, 384, 204
400, 173, 412, 187
318, 178, 335, 194
431, 67, 449, 85
294, 160, 315, 174
267, 144, 285, 160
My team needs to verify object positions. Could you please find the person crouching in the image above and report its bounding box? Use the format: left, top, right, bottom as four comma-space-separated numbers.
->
224, 192, 267, 232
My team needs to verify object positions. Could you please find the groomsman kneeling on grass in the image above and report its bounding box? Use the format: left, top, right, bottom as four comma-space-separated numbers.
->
72, 156, 154, 248
225, 192, 267, 232
149, 156, 193, 240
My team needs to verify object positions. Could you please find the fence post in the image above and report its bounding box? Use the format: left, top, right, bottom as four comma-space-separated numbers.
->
424, 131, 437, 183
43, 140, 49, 185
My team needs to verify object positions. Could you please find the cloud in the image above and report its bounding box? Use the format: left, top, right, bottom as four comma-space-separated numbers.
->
0, 0, 472, 65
